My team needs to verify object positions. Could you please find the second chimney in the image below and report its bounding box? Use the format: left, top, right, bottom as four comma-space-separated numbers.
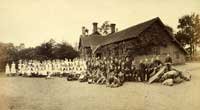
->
110, 23, 116, 33
92, 22, 98, 33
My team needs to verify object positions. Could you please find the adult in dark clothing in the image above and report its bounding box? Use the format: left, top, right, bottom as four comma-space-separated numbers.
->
144, 58, 150, 81
106, 64, 115, 86
154, 56, 164, 67
165, 54, 173, 71
138, 60, 146, 82
165, 54, 172, 64
124, 57, 132, 81
130, 59, 137, 81
117, 65, 124, 85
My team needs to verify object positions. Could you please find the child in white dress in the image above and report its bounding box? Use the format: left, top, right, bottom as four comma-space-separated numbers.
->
5, 63, 10, 76
11, 62, 16, 76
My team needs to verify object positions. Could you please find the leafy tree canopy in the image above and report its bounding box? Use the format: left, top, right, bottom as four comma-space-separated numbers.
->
175, 13, 200, 56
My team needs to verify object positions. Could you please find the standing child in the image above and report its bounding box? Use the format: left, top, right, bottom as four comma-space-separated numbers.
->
5, 63, 10, 76
11, 62, 16, 76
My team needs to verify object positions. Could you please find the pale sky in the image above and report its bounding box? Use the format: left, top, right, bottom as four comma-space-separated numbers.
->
0, 0, 199, 47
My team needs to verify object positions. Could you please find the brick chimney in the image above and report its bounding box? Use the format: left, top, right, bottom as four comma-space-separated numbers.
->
110, 23, 116, 33
92, 22, 98, 33
82, 26, 86, 35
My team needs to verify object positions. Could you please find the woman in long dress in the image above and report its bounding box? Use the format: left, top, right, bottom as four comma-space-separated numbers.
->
5, 63, 10, 76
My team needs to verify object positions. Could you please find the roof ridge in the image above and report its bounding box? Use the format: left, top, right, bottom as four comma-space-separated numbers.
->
98, 17, 160, 47
106, 17, 160, 37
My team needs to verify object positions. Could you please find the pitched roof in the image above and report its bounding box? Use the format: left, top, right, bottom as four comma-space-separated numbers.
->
79, 34, 106, 51
100, 17, 159, 46
79, 17, 158, 50
79, 17, 187, 54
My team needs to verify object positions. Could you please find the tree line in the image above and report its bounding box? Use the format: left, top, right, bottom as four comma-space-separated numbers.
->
0, 39, 79, 72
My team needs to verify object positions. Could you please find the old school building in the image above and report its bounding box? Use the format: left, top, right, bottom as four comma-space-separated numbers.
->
78, 17, 187, 64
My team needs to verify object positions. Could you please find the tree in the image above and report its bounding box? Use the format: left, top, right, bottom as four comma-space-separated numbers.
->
53, 42, 79, 59
0, 42, 14, 71
175, 13, 200, 57
17, 47, 35, 60
99, 21, 110, 35
16, 43, 25, 51
98, 21, 118, 36
34, 39, 56, 60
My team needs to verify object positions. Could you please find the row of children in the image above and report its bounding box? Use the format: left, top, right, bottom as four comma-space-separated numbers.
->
5, 58, 87, 77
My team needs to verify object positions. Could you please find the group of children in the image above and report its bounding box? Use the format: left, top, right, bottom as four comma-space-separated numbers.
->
78, 55, 171, 88
5, 58, 87, 77
5, 54, 173, 88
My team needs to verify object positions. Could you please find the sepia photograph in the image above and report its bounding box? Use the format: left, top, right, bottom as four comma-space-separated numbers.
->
0, 0, 200, 110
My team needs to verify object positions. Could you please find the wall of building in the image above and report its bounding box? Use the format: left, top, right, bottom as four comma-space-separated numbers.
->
133, 44, 186, 64
160, 42, 186, 64
132, 21, 186, 64
80, 47, 92, 58
94, 21, 186, 64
